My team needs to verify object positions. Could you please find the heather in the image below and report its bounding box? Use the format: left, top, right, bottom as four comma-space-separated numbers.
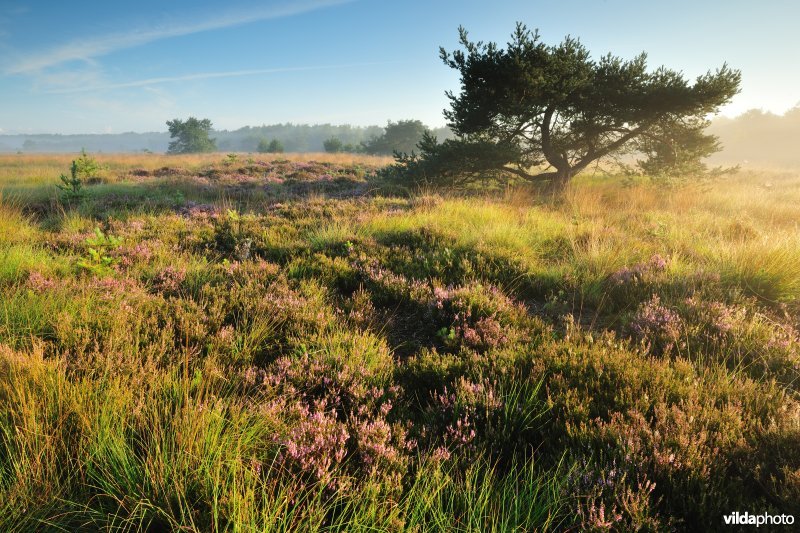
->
1, 153, 799, 531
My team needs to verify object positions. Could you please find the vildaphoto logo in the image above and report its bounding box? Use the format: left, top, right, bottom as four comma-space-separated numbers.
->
723, 512, 794, 527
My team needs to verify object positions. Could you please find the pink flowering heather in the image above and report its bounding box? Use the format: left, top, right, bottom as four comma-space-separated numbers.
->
255, 349, 411, 492
766, 327, 797, 351
429, 446, 452, 464
61, 230, 97, 250
581, 501, 624, 530
456, 314, 508, 351
27, 271, 59, 292
430, 378, 503, 457
281, 399, 350, 490
428, 283, 519, 352
88, 276, 143, 300
609, 254, 670, 285
432, 286, 450, 310
356, 259, 429, 303
629, 295, 683, 354
351, 409, 407, 476
445, 413, 477, 448
151, 266, 187, 295
115, 241, 153, 268
683, 296, 746, 337
124, 219, 146, 233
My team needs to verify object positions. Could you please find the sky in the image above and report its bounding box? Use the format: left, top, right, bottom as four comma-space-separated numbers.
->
1, 0, 798, 134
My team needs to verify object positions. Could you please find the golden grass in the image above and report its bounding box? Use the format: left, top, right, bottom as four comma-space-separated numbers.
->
0, 152, 394, 187
568, 170, 800, 233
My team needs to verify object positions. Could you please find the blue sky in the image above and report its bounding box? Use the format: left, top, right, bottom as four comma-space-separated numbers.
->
1, 0, 798, 134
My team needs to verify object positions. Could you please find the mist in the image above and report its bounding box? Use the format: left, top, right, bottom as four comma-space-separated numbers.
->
0, 122, 455, 154
1, 109, 797, 170
710, 106, 800, 167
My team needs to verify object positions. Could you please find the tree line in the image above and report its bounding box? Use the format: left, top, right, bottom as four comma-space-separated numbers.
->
165, 118, 454, 156
5, 123, 450, 154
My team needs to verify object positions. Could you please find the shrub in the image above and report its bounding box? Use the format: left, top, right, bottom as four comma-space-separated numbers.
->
72, 148, 103, 182
56, 149, 103, 203
76, 228, 122, 276
628, 294, 683, 355
56, 164, 85, 203
211, 209, 253, 260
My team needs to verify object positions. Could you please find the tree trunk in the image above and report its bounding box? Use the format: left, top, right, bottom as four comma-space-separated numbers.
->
545, 167, 571, 194
540, 107, 573, 194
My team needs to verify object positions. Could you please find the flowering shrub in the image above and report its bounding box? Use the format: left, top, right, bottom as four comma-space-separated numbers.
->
608, 254, 669, 286
243, 349, 410, 495
151, 266, 187, 296
428, 283, 524, 353
115, 241, 154, 269
628, 294, 683, 355
281, 398, 350, 490
678, 295, 800, 386
27, 271, 59, 292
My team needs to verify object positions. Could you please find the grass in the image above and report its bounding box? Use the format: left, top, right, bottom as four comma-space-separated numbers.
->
0, 152, 393, 186
0, 152, 798, 530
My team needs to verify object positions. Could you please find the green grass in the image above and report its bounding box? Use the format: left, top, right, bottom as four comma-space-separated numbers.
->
0, 154, 799, 530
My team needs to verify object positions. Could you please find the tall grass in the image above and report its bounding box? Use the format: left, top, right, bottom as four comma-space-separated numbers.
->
0, 161, 798, 530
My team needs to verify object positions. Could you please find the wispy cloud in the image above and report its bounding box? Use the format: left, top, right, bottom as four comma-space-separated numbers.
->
6, 0, 352, 75
44, 62, 393, 94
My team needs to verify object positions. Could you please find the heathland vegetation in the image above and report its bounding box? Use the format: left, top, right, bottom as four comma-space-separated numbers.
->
1, 149, 798, 530
1, 23, 798, 532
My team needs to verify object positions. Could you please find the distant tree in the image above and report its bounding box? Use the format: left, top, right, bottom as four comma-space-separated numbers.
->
257, 138, 271, 153
323, 137, 344, 153
166, 117, 217, 154
267, 139, 284, 153
22, 139, 36, 152
363, 120, 430, 155
342, 143, 360, 153
395, 24, 740, 191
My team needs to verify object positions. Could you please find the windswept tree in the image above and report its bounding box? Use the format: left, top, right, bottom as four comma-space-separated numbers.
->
396, 24, 740, 190
166, 117, 217, 154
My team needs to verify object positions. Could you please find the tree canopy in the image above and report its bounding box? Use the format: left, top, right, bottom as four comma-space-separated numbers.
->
166, 117, 217, 154
256, 138, 284, 153
266, 139, 284, 153
323, 137, 344, 153
363, 120, 430, 155
396, 23, 741, 190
